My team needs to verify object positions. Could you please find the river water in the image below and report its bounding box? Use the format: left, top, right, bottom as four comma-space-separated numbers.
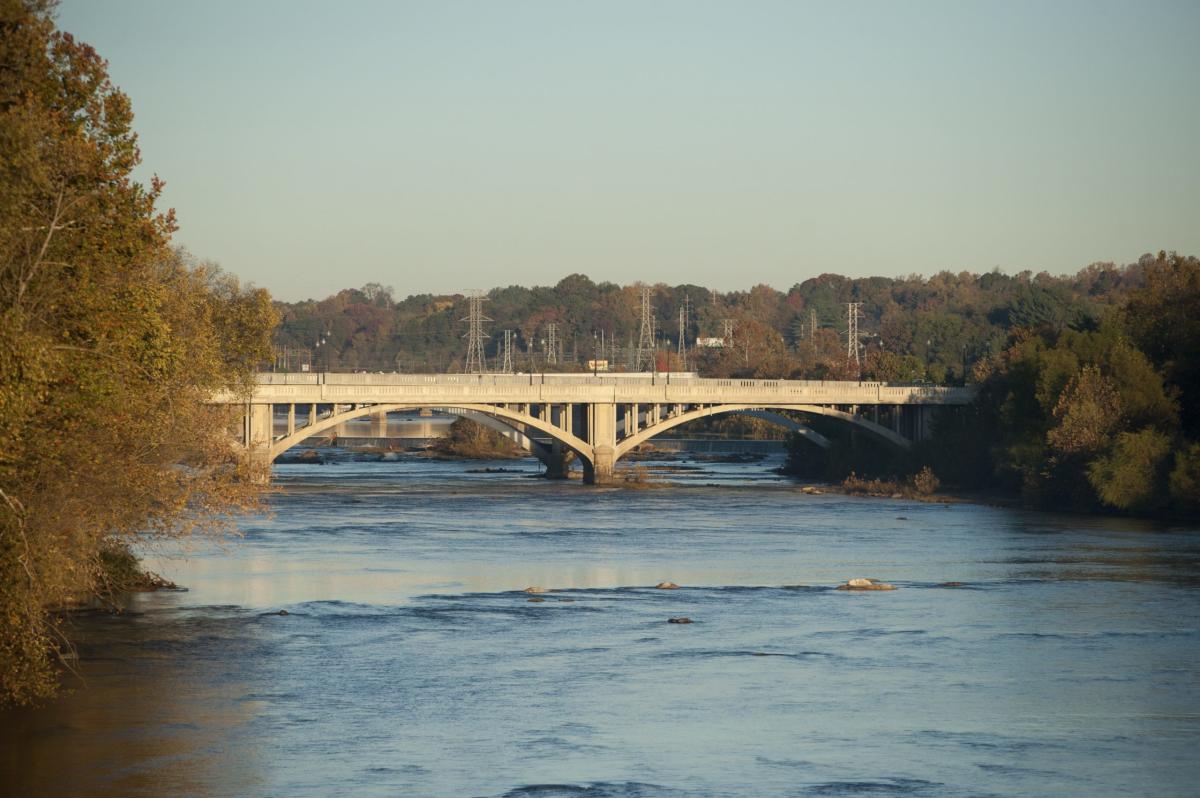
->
3, 453, 1200, 797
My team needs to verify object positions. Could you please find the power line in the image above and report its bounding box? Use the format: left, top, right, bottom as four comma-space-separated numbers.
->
845, 302, 862, 369
501, 329, 515, 374
461, 291, 491, 373
636, 286, 655, 371
545, 323, 558, 366
677, 295, 690, 372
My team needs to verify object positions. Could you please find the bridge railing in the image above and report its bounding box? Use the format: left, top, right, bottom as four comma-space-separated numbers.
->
255, 372, 892, 390
241, 373, 973, 406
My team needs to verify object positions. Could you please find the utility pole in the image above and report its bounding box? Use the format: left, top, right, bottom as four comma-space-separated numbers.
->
845, 301, 862, 369
810, 309, 817, 342
501, 329, 515, 374
461, 291, 490, 373
636, 286, 655, 371
545, 323, 558, 367
677, 295, 690, 372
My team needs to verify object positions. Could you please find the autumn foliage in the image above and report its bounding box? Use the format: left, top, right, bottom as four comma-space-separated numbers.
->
0, 1, 277, 704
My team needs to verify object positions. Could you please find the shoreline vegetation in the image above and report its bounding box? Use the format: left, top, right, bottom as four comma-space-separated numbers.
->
428, 418, 524, 460
1, 3, 277, 706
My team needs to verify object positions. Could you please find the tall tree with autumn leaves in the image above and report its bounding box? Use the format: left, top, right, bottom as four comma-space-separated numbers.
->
0, 1, 277, 704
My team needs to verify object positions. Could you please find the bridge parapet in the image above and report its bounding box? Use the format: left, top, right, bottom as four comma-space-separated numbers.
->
219, 374, 973, 407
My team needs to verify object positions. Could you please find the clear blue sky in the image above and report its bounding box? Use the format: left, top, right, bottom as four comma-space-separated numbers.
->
58, 0, 1200, 301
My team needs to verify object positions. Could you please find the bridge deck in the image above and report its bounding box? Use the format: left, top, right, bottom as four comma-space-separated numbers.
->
223, 373, 973, 407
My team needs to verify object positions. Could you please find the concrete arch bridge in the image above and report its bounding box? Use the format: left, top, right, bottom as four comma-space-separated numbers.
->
221, 373, 973, 485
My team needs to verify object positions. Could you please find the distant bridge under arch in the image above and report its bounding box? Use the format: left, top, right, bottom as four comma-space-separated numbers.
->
221, 373, 972, 484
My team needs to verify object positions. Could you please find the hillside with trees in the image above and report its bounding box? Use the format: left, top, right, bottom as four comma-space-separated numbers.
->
919, 252, 1199, 517
271, 262, 1148, 383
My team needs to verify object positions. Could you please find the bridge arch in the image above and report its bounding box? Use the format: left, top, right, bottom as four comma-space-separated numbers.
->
268, 403, 593, 467
727, 410, 831, 450
614, 403, 908, 460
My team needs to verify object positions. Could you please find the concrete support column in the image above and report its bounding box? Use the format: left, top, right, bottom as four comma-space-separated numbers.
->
586, 402, 618, 485
370, 409, 388, 438
287, 404, 296, 436
544, 441, 569, 480
308, 404, 317, 427
333, 404, 348, 437
565, 403, 573, 435
246, 403, 273, 483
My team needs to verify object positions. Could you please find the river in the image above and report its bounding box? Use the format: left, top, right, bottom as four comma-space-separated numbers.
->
3, 453, 1199, 797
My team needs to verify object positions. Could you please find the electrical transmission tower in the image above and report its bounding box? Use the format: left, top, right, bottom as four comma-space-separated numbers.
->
461, 291, 491, 373
501, 330, 515, 374
845, 302, 862, 368
810, 309, 817, 341
677, 295, 690, 372
722, 318, 735, 346
545, 323, 558, 366
636, 286, 655, 371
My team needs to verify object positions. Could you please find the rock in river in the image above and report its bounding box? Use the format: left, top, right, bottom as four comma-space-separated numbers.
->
837, 578, 897, 591
667, 617, 693, 624
655, 581, 680, 589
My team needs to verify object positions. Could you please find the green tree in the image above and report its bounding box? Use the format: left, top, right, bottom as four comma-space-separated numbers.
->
1123, 252, 1200, 436
1087, 429, 1172, 511
1169, 443, 1200, 513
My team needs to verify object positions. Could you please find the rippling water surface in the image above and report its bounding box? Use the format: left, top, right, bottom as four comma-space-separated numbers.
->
4, 453, 1200, 797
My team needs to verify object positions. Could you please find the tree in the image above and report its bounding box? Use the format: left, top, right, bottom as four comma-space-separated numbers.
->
0, 1, 277, 705
1169, 444, 1200, 514
1088, 429, 1172, 511
1047, 366, 1122, 456
1123, 252, 1200, 436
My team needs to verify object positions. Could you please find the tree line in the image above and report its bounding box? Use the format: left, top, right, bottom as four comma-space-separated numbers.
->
273, 262, 1148, 383
916, 251, 1198, 517
772, 252, 1199, 519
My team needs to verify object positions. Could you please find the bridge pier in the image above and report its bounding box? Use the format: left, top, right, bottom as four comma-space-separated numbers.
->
543, 441, 570, 480
585, 402, 618, 485
244, 402, 273, 484
585, 444, 616, 485
370, 409, 388, 437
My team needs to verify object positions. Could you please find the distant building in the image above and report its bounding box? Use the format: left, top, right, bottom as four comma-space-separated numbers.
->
695, 337, 726, 348
587, 359, 610, 371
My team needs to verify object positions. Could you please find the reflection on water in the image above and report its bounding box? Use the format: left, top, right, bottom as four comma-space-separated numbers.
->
3, 452, 1199, 797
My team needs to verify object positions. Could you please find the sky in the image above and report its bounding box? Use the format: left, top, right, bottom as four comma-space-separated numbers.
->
58, 0, 1200, 302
